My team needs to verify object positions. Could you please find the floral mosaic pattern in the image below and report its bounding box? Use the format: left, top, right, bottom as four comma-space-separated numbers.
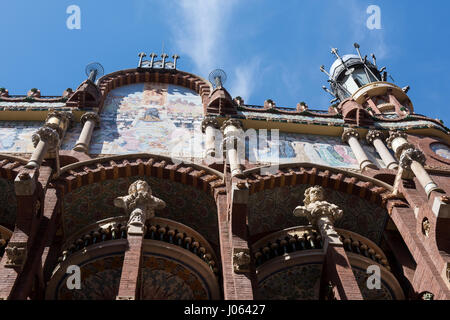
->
248, 184, 388, 244
0, 178, 17, 229
258, 264, 322, 300
430, 143, 450, 160
57, 256, 123, 300
0, 121, 43, 153
353, 267, 394, 300
86, 83, 204, 158
63, 176, 218, 245
141, 255, 209, 300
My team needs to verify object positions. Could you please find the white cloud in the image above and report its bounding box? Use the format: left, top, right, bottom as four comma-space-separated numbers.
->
229, 58, 262, 102
171, 0, 238, 76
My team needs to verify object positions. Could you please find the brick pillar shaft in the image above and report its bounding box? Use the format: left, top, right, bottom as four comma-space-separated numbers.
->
116, 234, 144, 300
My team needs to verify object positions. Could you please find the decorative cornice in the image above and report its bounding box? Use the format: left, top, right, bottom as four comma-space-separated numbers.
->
55, 154, 225, 199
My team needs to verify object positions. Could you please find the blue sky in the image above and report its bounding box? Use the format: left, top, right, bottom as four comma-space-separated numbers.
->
1, 0, 449, 124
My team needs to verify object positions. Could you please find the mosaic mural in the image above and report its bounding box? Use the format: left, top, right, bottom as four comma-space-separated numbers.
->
62, 176, 218, 245
248, 184, 388, 244
141, 255, 209, 300
84, 83, 204, 158
250, 131, 385, 169
57, 255, 123, 300
0, 121, 43, 153
0, 178, 17, 230
431, 143, 450, 160
60, 122, 82, 150
353, 267, 394, 300
257, 264, 322, 300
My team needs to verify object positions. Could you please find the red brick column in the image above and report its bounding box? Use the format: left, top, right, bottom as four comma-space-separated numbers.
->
116, 234, 144, 300
323, 243, 364, 300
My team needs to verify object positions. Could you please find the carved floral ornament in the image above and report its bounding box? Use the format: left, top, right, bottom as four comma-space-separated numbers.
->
341, 128, 360, 143
365, 129, 384, 145
31, 126, 60, 149
114, 180, 166, 235
46, 110, 72, 123
399, 148, 426, 169
385, 130, 407, 149
80, 112, 100, 127
201, 117, 219, 133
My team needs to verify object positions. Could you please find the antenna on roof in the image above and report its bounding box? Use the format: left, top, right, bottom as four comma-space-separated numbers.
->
85, 62, 104, 83
371, 53, 377, 68
209, 69, 227, 89
353, 43, 380, 81
331, 48, 349, 71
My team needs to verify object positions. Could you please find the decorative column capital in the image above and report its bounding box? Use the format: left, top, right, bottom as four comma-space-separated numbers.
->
341, 128, 360, 144
32, 126, 60, 149
80, 112, 100, 127
293, 186, 343, 228
201, 116, 219, 133
385, 130, 407, 149
220, 118, 243, 133
114, 180, 166, 235
399, 148, 426, 169
46, 110, 72, 123
366, 130, 384, 145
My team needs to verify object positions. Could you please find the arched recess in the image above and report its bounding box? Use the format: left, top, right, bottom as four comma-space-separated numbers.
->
54, 154, 226, 251
252, 226, 405, 300
244, 163, 399, 245
95, 68, 212, 112
45, 217, 221, 300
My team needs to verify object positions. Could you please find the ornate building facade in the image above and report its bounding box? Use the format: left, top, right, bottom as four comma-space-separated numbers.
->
0, 48, 449, 300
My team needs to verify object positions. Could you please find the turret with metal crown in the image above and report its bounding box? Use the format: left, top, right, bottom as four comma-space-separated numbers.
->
321, 43, 412, 126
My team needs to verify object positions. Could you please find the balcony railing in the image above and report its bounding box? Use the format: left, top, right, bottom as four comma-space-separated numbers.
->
251, 226, 390, 269
57, 216, 219, 276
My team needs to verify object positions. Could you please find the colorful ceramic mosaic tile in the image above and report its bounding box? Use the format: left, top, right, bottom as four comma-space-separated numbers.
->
431, 143, 450, 160
0, 121, 43, 153
89, 83, 204, 158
